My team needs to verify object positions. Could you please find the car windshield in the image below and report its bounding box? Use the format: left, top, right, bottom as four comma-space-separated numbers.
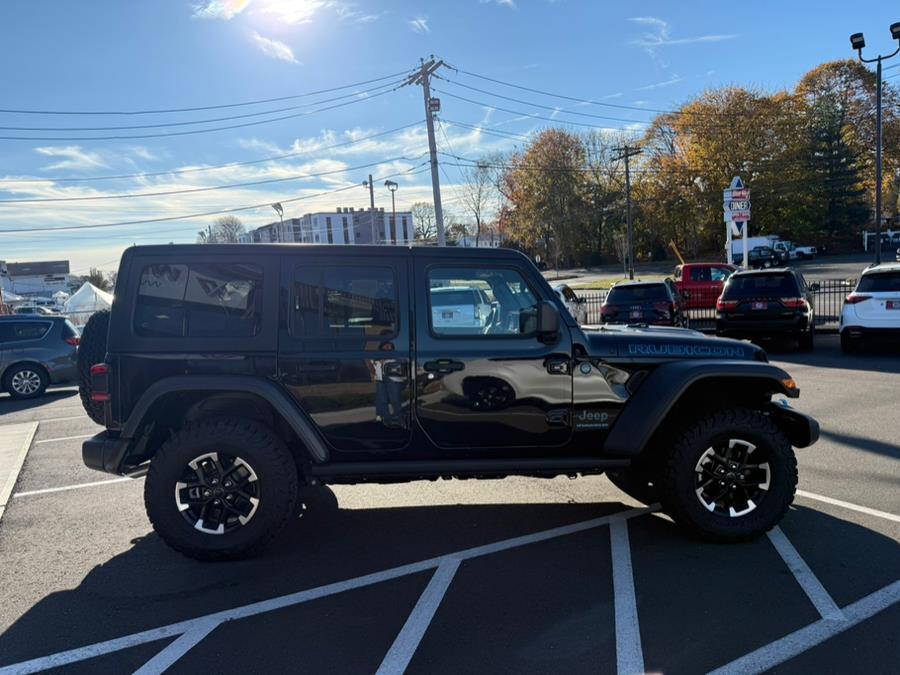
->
856, 271, 900, 293
606, 284, 668, 303
722, 273, 799, 299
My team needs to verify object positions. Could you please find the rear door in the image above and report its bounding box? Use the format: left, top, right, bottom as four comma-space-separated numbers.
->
413, 257, 573, 450
277, 253, 412, 453
854, 271, 900, 325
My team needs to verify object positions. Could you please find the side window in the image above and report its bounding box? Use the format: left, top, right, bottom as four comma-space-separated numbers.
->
428, 266, 538, 337
291, 266, 396, 339
710, 267, 731, 282
134, 262, 263, 338
673, 267, 682, 281
562, 286, 578, 303
3, 321, 50, 340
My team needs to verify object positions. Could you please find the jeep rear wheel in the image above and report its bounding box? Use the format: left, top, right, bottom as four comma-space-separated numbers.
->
145, 418, 299, 561
659, 408, 797, 542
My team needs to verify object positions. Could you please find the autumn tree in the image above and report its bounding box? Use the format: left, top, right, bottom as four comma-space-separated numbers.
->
410, 201, 437, 240
197, 215, 246, 243
86, 268, 111, 291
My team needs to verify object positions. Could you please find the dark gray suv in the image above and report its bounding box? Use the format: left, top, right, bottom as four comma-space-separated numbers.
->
0, 316, 80, 398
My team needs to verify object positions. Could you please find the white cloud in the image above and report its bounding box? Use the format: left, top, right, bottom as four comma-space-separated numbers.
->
628, 16, 737, 52
408, 17, 429, 33
636, 75, 684, 91
481, 0, 517, 7
249, 31, 300, 64
257, 0, 327, 24
33, 146, 107, 171
192, 0, 252, 20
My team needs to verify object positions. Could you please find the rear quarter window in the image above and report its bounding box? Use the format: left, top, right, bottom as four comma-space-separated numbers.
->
0, 321, 51, 341
134, 262, 263, 338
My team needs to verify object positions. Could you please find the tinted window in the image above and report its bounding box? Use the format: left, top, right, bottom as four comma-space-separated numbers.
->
690, 267, 711, 282
857, 272, 900, 293
722, 273, 800, 299
134, 262, 263, 338
428, 267, 538, 336
292, 266, 396, 339
0, 321, 50, 341
606, 284, 669, 303
710, 267, 732, 282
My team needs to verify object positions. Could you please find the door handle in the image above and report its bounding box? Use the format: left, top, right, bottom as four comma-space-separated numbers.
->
423, 359, 465, 374
301, 360, 340, 373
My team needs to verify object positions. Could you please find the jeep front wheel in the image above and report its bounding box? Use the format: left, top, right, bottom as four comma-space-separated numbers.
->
144, 418, 298, 561
659, 408, 797, 542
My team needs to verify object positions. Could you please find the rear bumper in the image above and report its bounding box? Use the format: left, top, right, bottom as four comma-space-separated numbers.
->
717, 315, 809, 338
83, 432, 133, 475
840, 326, 900, 339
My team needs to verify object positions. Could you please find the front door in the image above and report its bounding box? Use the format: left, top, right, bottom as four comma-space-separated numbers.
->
413, 260, 573, 450
277, 254, 412, 453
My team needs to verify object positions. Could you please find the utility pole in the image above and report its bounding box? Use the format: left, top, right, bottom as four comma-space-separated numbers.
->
404, 57, 446, 246
614, 144, 642, 280
362, 175, 377, 242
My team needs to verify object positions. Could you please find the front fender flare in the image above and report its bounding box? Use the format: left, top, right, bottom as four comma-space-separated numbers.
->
122, 375, 329, 463
602, 360, 798, 457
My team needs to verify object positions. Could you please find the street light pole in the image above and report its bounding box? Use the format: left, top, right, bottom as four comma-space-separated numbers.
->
851, 23, 900, 265
614, 144, 642, 280
384, 180, 398, 245
271, 202, 284, 242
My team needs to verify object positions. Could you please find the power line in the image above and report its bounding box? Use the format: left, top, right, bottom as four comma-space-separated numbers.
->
0, 80, 404, 132
440, 118, 534, 142
0, 121, 425, 184
0, 154, 427, 204
0, 86, 400, 142
0, 164, 430, 235
0, 70, 413, 116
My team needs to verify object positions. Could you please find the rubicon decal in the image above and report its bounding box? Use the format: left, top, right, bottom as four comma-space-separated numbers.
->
627, 343, 746, 358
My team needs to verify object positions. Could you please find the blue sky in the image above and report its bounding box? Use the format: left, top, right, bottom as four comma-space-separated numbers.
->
1, 0, 898, 271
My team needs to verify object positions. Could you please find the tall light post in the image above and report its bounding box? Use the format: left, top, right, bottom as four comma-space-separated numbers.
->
271, 202, 284, 242
384, 180, 398, 245
851, 23, 900, 265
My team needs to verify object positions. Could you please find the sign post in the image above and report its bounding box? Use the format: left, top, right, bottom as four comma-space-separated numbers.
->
723, 177, 751, 266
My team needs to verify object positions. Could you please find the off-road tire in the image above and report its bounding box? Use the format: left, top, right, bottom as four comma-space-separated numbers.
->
798, 326, 814, 352
659, 407, 797, 542
145, 417, 299, 561
607, 465, 659, 505
77, 309, 110, 424
4, 363, 48, 399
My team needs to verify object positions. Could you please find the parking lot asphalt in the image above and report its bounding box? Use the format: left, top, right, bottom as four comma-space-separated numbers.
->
0, 333, 897, 674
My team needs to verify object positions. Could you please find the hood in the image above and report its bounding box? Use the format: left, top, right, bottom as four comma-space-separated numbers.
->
580, 324, 766, 361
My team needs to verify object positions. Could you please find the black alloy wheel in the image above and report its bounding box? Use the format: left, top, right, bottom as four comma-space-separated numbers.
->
693, 439, 770, 518
175, 451, 261, 535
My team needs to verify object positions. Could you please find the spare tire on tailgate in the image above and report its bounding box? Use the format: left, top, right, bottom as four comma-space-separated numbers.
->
77, 309, 110, 424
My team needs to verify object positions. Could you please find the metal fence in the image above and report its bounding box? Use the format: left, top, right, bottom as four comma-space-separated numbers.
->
575, 278, 853, 331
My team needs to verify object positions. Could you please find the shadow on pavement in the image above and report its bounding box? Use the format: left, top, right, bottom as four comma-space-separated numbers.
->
771, 334, 900, 375
0, 387, 80, 413
1, 498, 897, 673
819, 428, 900, 462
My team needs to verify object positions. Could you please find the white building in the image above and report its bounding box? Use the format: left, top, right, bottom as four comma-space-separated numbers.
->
241, 207, 415, 246
0, 260, 77, 297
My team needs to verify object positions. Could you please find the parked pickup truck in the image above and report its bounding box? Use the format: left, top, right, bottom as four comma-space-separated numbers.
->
672, 262, 737, 310
76, 245, 818, 561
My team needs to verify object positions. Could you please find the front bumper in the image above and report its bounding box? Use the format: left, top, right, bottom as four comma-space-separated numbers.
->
770, 402, 819, 448
83, 432, 133, 475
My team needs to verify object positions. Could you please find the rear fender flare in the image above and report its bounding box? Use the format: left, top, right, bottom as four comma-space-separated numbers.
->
602, 360, 798, 457
122, 375, 329, 463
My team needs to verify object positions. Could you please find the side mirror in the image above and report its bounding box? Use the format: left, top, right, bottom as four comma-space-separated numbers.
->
536, 300, 560, 339
681, 290, 691, 299
809, 282, 820, 292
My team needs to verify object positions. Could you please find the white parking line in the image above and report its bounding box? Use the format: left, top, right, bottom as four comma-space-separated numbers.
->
34, 434, 94, 445
708, 580, 900, 675
376, 558, 461, 675
13, 478, 133, 499
132, 618, 221, 675
0, 506, 651, 674
796, 490, 900, 524
610, 518, 645, 675
767, 526, 844, 621
32, 415, 91, 424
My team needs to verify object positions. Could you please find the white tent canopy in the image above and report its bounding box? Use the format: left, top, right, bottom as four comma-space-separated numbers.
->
63, 282, 113, 324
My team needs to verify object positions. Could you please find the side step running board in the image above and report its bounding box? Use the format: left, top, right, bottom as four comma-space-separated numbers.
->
309, 457, 630, 479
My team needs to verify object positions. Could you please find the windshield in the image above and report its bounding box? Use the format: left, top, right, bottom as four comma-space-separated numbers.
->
857, 272, 900, 293
606, 284, 668, 303
722, 273, 799, 299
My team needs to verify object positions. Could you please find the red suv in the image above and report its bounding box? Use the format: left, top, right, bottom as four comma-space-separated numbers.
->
673, 263, 737, 310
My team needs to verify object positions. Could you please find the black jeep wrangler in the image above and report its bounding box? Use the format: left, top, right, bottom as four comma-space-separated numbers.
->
79, 245, 818, 560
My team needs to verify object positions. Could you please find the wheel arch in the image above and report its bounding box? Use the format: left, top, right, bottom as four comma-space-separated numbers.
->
122, 376, 329, 465
2, 360, 49, 386
602, 361, 802, 458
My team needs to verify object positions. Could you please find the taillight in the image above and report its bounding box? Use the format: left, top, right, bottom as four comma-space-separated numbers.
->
600, 304, 615, 317
90, 363, 110, 402
717, 298, 739, 311
845, 294, 871, 305
65, 336, 80, 346
652, 301, 672, 317
780, 297, 807, 309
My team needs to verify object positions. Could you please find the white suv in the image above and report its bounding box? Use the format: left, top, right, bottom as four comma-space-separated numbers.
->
840, 263, 900, 353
